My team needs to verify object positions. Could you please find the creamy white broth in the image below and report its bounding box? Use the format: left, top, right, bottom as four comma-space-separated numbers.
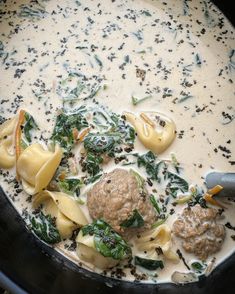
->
0, 0, 235, 284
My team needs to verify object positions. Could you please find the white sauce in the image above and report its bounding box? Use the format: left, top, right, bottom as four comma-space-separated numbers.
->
0, 0, 235, 284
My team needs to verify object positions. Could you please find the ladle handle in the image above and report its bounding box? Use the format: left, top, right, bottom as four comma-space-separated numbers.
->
205, 172, 235, 197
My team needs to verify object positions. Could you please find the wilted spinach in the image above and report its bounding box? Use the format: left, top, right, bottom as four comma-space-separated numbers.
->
18, 3, 48, 19
191, 261, 205, 273
150, 195, 161, 214
81, 219, 131, 260
120, 209, 144, 228
51, 109, 88, 152
188, 186, 207, 208
135, 151, 164, 182
82, 151, 103, 178
30, 212, 61, 244
110, 112, 135, 146
0, 41, 5, 58
58, 178, 83, 196
82, 110, 135, 182
134, 256, 164, 270
165, 171, 189, 198
24, 112, 39, 143
84, 132, 121, 155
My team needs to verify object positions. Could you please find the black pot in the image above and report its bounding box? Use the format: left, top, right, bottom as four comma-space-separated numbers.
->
0, 1, 234, 293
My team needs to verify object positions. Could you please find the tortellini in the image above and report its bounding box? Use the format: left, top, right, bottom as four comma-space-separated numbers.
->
17, 143, 62, 195
134, 224, 179, 262
33, 190, 88, 239
124, 111, 176, 154
0, 117, 17, 168
76, 230, 118, 269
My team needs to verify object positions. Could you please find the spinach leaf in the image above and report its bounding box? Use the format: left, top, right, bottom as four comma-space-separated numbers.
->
18, 3, 48, 19
51, 110, 88, 152
58, 178, 83, 196
82, 152, 103, 177
150, 195, 161, 214
110, 113, 135, 145
134, 256, 164, 270
0, 41, 5, 58
137, 150, 155, 165
152, 217, 168, 229
141, 10, 152, 17
82, 112, 135, 181
30, 212, 61, 244
81, 219, 131, 260
188, 186, 207, 208
85, 173, 102, 184
24, 112, 39, 143
94, 54, 103, 70
191, 261, 205, 273
120, 209, 144, 228
165, 171, 189, 197
84, 132, 121, 154
136, 151, 164, 182
67, 82, 85, 100
21, 138, 29, 150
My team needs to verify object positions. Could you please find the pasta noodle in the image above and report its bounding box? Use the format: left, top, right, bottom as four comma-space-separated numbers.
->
0, 117, 17, 168
17, 143, 62, 195
124, 111, 176, 154
134, 224, 179, 262
33, 190, 88, 239
76, 230, 118, 269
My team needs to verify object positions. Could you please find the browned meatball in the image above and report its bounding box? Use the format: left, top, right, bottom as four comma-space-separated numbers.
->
173, 204, 225, 260
87, 168, 157, 234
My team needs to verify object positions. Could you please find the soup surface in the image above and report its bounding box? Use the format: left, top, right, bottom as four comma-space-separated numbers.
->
0, 0, 235, 284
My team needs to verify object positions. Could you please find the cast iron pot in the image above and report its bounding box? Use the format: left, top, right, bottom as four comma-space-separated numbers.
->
0, 1, 234, 293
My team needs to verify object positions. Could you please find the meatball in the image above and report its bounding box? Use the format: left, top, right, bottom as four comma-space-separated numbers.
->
87, 168, 156, 234
173, 204, 225, 260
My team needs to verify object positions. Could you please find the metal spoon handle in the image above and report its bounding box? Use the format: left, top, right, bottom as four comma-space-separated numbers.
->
205, 172, 235, 197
